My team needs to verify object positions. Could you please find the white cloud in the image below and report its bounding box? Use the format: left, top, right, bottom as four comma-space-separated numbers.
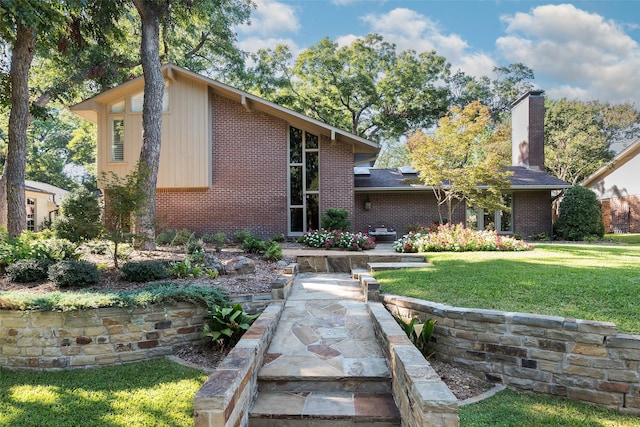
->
359, 8, 496, 78
331, 0, 360, 5
238, 0, 300, 37
497, 4, 640, 104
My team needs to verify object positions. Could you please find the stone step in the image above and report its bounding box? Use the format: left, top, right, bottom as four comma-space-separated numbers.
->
367, 262, 434, 272
249, 391, 401, 427
258, 376, 392, 394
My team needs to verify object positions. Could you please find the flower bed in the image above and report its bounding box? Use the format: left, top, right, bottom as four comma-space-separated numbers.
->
393, 223, 533, 253
298, 229, 376, 250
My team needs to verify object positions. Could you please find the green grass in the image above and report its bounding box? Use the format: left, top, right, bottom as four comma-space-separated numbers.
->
0, 358, 207, 427
605, 233, 640, 244
375, 243, 640, 334
459, 389, 640, 426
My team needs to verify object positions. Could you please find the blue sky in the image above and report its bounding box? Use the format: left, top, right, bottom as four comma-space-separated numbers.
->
236, 1, 640, 106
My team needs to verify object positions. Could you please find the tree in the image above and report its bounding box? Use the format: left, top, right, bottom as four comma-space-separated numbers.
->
131, 0, 252, 249
408, 101, 511, 222
53, 186, 102, 242
244, 35, 451, 143
544, 99, 640, 185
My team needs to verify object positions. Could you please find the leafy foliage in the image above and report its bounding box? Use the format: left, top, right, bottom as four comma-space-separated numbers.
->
395, 315, 437, 359
264, 242, 284, 261
5, 259, 53, 283
0, 282, 228, 312
240, 236, 267, 254
320, 208, 351, 231
393, 223, 533, 252
200, 303, 259, 349
554, 186, 605, 241
299, 229, 376, 251
408, 101, 512, 223
121, 260, 169, 283
53, 186, 102, 242
232, 228, 253, 243
47, 260, 100, 288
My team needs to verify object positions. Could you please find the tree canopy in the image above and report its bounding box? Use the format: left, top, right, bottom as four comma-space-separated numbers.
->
408, 101, 512, 223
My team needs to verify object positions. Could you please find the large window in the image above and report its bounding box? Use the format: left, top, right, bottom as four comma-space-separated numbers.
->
110, 118, 125, 162
288, 126, 319, 235
466, 194, 513, 233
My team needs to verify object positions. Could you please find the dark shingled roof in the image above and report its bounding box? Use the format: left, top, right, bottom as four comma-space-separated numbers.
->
354, 167, 571, 190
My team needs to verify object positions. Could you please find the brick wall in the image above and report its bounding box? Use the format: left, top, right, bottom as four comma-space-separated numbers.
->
605, 195, 640, 233
513, 190, 553, 238
319, 135, 355, 225
383, 295, 640, 414
156, 92, 288, 239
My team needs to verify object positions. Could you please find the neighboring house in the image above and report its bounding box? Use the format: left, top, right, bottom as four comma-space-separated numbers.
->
70, 66, 569, 240
354, 91, 572, 239
582, 139, 640, 233
24, 180, 69, 231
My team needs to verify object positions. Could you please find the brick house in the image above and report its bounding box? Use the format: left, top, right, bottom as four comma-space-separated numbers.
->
355, 91, 572, 239
582, 139, 640, 233
71, 66, 569, 240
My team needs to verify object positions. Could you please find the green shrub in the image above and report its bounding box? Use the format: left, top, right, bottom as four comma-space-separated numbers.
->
554, 186, 605, 241
52, 186, 102, 242
264, 242, 283, 261
155, 229, 176, 245
82, 239, 112, 255
320, 208, 351, 231
233, 229, 253, 244
240, 236, 267, 254
298, 229, 376, 251
172, 229, 195, 246
185, 238, 206, 255
48, 260, 100, 288
121, 260, 169, 282
270, 233, 285, 242
200, 303, 259, 349
38, 238, 81, 261
5, 259, 53, 283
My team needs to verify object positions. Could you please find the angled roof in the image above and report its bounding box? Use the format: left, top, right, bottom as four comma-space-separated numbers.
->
354, 166, 572, 191
582, 139, 640, 187
69, 63, 380, 162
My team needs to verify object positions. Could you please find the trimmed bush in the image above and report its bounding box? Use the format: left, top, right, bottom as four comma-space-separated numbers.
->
320, 208, 351, 231
121, 260, 169, 283
48, 260, 100, 288
554, 186, 605, 241
5, 259, 53, 283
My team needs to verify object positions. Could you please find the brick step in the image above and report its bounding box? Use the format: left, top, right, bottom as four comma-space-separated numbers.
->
257, 376, 392, 394
249, 391, 401, 427
367, 262, 434, 272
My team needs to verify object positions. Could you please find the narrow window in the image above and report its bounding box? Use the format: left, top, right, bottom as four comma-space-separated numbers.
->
111, 118, 124, 162
288, 126, 320, 235
26, 198, 36, 231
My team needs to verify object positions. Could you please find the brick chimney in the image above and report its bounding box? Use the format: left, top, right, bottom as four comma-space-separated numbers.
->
511, 90, 545, 170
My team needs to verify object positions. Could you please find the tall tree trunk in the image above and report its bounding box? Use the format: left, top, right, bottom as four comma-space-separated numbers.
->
3, 24, 36, 238
133, 0, 165, 250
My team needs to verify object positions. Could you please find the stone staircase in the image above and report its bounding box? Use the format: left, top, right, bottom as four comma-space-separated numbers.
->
248, 274, 401, 426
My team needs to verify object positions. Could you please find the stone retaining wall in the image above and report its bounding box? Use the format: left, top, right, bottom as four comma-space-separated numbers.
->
0, 294, 273, 371
382, 295, 640, 415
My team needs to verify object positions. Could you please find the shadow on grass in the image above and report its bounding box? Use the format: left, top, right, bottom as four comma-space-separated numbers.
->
0, 358, 208, 427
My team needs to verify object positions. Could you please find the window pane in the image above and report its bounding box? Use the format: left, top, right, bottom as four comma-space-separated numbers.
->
306, 194, 319, 231
289, 127, 302, 163
466, 207, 479, 230
111, 119, 124, 162
306, 152, 318, 191
111, 101, 125, 113
305, 131, 318, 149
290, 208, 304, 233
131, 88, 169, 112
500, 194, 513, 232
290, 166, 303, 205
483, 210, 495, 230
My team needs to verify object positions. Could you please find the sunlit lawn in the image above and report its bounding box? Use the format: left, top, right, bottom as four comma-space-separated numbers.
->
0, 358, 207, 427
375, 243, 640, 334
459, 389, 640, 426
606, 233, 640, 244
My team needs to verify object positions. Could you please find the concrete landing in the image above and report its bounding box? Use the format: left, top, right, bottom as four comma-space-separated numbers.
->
367, 261, 434, 272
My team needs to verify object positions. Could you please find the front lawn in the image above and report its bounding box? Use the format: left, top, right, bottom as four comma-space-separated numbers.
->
375, 243, 640, 334
0, 358, 207, 427
459, 389, 640, 426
